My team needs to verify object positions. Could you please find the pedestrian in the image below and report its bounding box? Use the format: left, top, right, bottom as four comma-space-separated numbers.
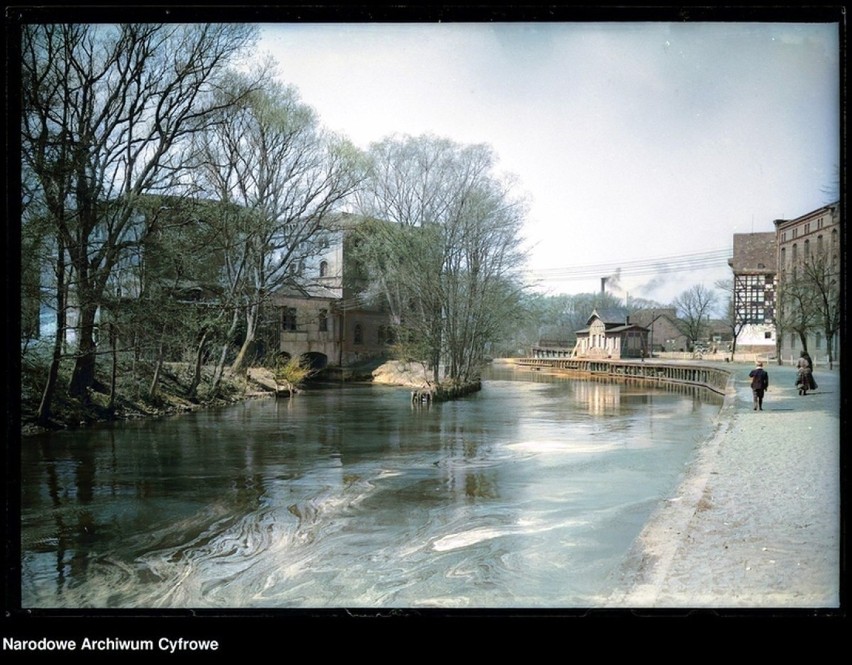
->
748, 360, 769, 410
796, 350, 817, 395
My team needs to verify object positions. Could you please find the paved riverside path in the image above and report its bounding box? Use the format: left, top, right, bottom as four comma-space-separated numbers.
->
607, 361, 841, 609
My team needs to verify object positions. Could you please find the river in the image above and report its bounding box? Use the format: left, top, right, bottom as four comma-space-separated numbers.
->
20, 365, 723, 608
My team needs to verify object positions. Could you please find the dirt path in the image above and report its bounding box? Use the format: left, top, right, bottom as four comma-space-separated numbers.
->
607, 362, 841, 608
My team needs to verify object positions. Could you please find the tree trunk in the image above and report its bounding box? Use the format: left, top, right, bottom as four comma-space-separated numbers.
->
37, 239, 67, 426
212, 309, 241, 395
187, 328, 209, 399
69, 303, 99, 398
825, 330, 835, 370
108, 322, 118, 412
231, 302, 259, 374
149, 335, 165, 398
797, 331, 809, 356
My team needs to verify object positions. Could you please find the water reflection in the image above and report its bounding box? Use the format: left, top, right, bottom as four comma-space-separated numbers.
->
21, 367, 722, 608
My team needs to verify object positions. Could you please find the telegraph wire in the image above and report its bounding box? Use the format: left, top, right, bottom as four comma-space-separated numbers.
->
525, 248, 730, 281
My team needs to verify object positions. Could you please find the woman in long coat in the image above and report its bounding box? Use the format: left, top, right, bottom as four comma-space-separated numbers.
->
796, 351, 817, 395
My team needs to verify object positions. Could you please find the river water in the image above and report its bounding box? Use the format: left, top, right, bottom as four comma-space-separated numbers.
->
20, 366, 723, 609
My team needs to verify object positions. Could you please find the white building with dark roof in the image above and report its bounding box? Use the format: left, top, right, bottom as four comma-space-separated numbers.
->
572, 308, 649, 359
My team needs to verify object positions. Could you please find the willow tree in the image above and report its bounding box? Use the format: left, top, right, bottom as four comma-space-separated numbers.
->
354, 134, 527, 385
191, 70, 363, 378
21, 23, 258, 409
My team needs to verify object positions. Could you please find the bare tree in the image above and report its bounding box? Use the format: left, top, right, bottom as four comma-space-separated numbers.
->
781, 246, 841, 369
714, 277, 750, 360
672, 284, 719, 350
191, 70, 363, 377
355, 134, 527, 385
774, 272, 818, 362
799, 254, 841, 369
21, 23, 258, 407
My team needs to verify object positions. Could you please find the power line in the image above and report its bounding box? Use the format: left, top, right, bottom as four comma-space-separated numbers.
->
525, 248, 731, 281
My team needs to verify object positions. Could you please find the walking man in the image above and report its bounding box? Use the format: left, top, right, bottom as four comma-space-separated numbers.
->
749, 360, 769, 411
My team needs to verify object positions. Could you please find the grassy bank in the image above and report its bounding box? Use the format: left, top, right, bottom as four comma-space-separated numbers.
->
20, 353, 277, 436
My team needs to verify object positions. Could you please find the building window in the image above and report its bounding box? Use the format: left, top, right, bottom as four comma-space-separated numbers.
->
319, 260, 328, 277
354, 323, 363, 345
282, 307, 297, 332
804, 239, 810, 259
764, 331, 772, 340
735, 273, 774, 324
318, 309, 328, 332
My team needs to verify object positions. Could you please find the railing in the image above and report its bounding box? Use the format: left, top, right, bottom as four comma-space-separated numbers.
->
513, 357, 732, 396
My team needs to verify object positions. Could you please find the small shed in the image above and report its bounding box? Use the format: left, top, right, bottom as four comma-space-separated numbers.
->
574, 308, 650, 359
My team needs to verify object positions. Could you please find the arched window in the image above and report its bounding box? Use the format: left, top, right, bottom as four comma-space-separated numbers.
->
319, 260, 328, 277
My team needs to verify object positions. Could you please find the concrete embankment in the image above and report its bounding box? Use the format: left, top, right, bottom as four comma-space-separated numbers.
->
607, 362, 841, 609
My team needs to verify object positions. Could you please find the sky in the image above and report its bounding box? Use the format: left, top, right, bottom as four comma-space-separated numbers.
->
256, 20, 840, 307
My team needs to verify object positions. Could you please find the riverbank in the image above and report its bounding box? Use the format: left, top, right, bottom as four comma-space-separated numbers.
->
20, 363, 280, 436
607, 361, 842, 609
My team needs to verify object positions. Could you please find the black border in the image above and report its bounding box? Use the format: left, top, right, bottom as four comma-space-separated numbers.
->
4, 2, 848, 649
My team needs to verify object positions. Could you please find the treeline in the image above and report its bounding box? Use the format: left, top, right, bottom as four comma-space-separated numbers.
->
20, 23, 529, 425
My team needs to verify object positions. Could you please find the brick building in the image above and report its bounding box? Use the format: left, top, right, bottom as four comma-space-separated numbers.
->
773, 201, 841, 363
270, 214, 392, 373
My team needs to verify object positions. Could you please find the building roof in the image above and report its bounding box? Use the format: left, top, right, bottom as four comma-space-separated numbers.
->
629, 308, 678, 327
586, 307, 629, 326
729, 233, 777, 273
275, 282, 341, 301
773, 201, 839, 231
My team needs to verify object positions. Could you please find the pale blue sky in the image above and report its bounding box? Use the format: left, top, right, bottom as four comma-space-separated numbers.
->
258, 22, 840, 305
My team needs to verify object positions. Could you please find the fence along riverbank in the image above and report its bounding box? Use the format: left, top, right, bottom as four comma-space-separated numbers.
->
511, 358, 732, 396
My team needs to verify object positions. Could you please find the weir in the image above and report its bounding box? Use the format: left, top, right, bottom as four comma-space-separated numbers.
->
513, 358, 732, 396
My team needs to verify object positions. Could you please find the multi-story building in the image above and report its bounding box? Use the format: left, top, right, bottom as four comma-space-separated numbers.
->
773, 201, 841, 363
728, 232, 778, 354
270, 214, 392, 374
